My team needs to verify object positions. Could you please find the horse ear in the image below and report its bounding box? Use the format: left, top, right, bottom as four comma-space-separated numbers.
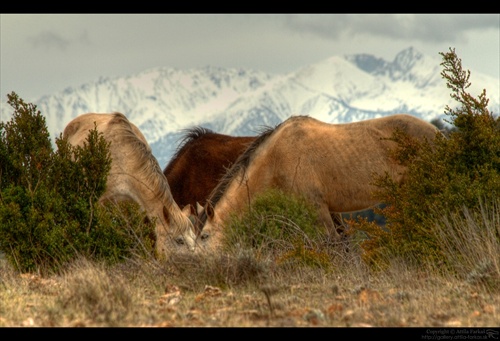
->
196, 202, 204, 215
205, 202, 215, 220
182, 204, 196, 216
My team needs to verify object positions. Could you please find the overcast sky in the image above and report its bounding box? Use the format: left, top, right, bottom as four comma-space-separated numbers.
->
1, 14, 499, 102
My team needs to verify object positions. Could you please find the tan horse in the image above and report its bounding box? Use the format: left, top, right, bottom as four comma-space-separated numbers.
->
196, 114, 439, 252
62, 112, 197, 257
164, 127, 346, 232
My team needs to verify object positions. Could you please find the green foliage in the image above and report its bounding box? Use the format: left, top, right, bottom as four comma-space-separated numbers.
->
0, 92, 153, 274
223, 188, 331, 269
352, 48, 500, 269
93, 201, 156, 261
0, 93, 52, 193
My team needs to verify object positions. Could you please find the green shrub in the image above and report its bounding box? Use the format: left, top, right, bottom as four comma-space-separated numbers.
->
0, 92, 153, 274
351, 48, 500, 269
223, 188, 331, 269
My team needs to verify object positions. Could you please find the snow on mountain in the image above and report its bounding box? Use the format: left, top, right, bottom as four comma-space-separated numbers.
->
1, 47, 499, 169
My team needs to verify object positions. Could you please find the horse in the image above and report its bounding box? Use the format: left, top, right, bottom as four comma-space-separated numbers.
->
195, 114, 439, 252
164, 127, 255, 211
165, 127, 348, 232
62, 112, 197, 257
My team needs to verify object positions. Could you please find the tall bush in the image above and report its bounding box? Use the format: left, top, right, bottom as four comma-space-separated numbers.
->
351, 48, 500, 268
0, 92, 153, 274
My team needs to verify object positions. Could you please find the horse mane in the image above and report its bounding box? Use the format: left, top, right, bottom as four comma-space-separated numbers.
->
109, 113, 174, 205
165, 126, 215, 172
183, 126, 215, 142
196, 117, 307, 227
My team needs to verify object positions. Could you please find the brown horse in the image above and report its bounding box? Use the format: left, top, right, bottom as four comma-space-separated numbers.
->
164, 126, 346, 232
62, 112, 197, 257
164, 127, 255, 211
196, 114, 439, 252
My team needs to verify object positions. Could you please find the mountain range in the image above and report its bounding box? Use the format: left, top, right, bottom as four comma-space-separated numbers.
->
1, 47, 499, 169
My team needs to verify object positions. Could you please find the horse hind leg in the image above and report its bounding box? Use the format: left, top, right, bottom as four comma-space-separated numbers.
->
317, 206, 341, 241
331, 212, 346, 236
315, 206, 352, 252
331, 212, 351, 253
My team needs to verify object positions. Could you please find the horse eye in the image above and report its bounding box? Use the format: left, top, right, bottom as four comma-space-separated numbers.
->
175, 236, 185, 245
200, 232, 210, 241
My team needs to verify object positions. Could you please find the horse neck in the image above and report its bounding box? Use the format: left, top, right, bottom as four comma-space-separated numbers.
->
204, 130, 275, 230
146, 173, 192, 235
209, 171, 256, 231
111, 146, 189, 234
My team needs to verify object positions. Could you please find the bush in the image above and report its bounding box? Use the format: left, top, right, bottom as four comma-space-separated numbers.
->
0, 92, 154, 274
222, 188, 332, 269
351, 48, 500, 269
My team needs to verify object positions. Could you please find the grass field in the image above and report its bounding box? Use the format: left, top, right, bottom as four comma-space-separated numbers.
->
1, 240, 498, 328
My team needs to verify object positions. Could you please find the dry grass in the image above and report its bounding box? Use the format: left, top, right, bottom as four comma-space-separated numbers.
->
1, 202, 498, 328
0, 241, 498, 328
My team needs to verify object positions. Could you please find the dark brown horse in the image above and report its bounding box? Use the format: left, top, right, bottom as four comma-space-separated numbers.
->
163, 127, 255, 211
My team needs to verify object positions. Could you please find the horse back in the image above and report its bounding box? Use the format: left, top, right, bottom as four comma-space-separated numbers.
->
217, 114, 438, 212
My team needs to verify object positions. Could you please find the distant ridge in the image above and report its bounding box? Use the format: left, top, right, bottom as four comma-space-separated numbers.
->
1, 47, 498, 168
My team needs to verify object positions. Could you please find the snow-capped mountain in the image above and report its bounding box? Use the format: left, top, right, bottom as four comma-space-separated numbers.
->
1, 47, 499, 169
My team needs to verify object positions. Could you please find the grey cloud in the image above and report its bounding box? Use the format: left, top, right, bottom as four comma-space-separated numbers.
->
26, 29, 92, 51
284, 14, 499, 42
27, 31, 70, 50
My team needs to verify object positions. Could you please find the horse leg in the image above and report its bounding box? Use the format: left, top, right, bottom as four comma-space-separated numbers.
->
331, 212, 345, 235
317, 205, 341, 241
331, 212, 351, 253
